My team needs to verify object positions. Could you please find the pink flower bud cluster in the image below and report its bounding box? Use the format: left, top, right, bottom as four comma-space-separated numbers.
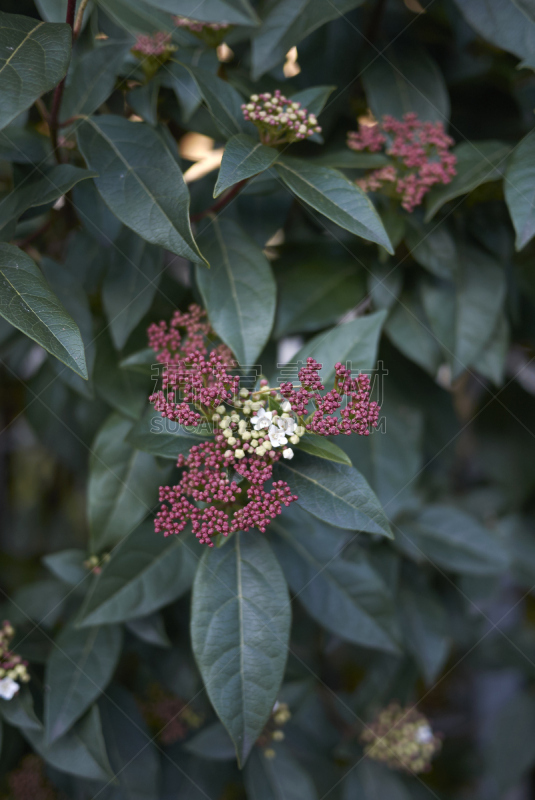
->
241, 90, 321, 146
155, 438, 297, 546
360, 702, 442, 774
0, 621, 29, 685
347, 113, 456, 212
148, 305, 238, 429
280, 358, 380, 437
173, 15, 230, 33
8, 755, 57, 800
131, 31, 175, 58
140, 686, 203, 745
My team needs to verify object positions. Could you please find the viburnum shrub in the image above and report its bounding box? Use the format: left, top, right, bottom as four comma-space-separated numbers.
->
1, 0, 535, 798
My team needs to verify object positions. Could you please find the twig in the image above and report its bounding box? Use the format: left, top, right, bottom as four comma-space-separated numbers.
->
49, 0, 76, 162
73, 0, 90, 40
190, 180, 248, 224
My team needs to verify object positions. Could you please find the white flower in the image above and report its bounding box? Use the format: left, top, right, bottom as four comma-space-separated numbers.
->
281, 400, 292, 412
282, 448, 294, 459
276, 416, 296, 436
268, 424, 288, 448
0, 677, 20, 700
415, 724, 433, 744
251, 407, 272, 431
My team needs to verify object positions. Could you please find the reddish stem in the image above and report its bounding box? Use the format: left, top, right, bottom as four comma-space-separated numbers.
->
190, 180, 248, 223
49, 0, 76, 162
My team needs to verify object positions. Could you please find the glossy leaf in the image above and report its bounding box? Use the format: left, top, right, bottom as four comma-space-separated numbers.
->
127, 407, 211, 459
425, 141, 510, 220
87, 413, 168, 551
274, 451, 392, 537
504, 129, 535, 250
296, 433, 352, 466
289, 311, 387, 387
196, 217, 276, 366
61, 42, 129, 121
453, 0, 535, 67
45, 624, 123, 742
0, 165, 96, 231
191, 532, 291, 765
0, 244, 88, 378
0, 11, 71, 130
251, 0, 366, 78
77, 116, 207, 264
102, 229, 162, 350
78, 522, 198, 626
362, 46, 450, 122
42, 549, 87, 586
395, 505, 510, 575
244, 745, 319, 800
271, 507, 400, 652
141, 0, 259, 25
275, 157, 393, 253
185, 66, 248, 139
214, 134, 278, 197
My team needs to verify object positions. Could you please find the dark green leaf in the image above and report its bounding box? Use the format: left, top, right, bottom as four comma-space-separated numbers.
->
125, 612, 171, 647
88, 413, 168, 551
0, 11, 71, 130
77, 116, 206, 264
362, 46, 450, 122
275, 157, 393, 253
103, 230, 163, 350
290, 85, 336, 117
395, 505, 510, 575
453, 0, 535, 67
127, 406, 211, 459
0, 244, 88, 378
0, 165, 96, 231
196, 217, 276, 365
191, 533, 290, 765
78, 521, 198, 626
504, 129, 535, 250
142, 0, 259, 25
185, 722, 236, 760
385, 290, 443, 376
484, 692, 535, 796
42, 549, 87, 586
45, 625, 123, 742
274, 452, 392, 537
214, 134, 278, 197
425, 141, 510, 221
244, 745, 319, 800
0, 688, 42, 731
405, 217, 457, 279
184, 65, 248, 139
398, 581, 449, 685
251, 0, 365, 79
271, 507, 400, 652
344, 761, 411, 800
289, 311, 387, 387
61, 42, 129, 121
296, 434, 352, 466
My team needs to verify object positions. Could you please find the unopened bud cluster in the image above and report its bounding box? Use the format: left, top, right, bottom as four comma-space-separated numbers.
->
257, 701, 292, 759
347, 113, 456, 212
360, 703, 441, 773
84, 552, 111, 576
140, 685, 203, 745
242, 90, 321, 146
0, 621, 30, 700
131, 32, 176, 79
8, 754, 57, 800
173, 15, 231, 45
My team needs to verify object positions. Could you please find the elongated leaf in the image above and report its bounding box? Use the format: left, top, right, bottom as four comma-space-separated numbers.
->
276, 157, 393, 253
251, 0, 365, 79
0, 165, 96, 231
505, 129, 535, 250
23, 706, 113, 781
125, 612, 171, 647
296, 434, 352, 466
78, 521, 198, 626
42, 549, 87, 586
45, 625, 122, 742
398, 580, 449, 685
289, 311, 387, 387
184, 65, 248, 139
61, 42, 129, 121
271, 507, 399, 652
290, 85, 336, 116
385, 290, 443, 376
274, 451, 392, 537
244, 745, 319, 800
0, 244, 87, 378
196, 217, 276, 366
484, 692, 535, 796
191, 533, 291, 765
185, 722, 236, 760
425, 141, 510, 221
405, 218, 457, 279
0, 688, 42, 731
453, 0, 535, 67
0, 11, 71, 130
88, 413, 168, 551
99, 687, 161, 798
214, 134, 278, 197
77, 116, 206, 264
142, 0, 259, 24
103, 230, 162, 350
127, 407, 211, 459
395, 505, 510, 575
362, 46, 450, 122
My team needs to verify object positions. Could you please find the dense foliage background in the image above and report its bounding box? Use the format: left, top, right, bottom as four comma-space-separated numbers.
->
1, 0, 535, 797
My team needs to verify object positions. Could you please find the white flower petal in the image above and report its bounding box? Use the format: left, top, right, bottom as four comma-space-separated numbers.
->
282, 448, 294, 459
281, 400, 292, 412
0, 677, 20, 700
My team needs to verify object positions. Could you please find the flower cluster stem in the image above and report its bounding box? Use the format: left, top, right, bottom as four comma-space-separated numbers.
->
190, 179, 248, 223
49, 0, 76, 163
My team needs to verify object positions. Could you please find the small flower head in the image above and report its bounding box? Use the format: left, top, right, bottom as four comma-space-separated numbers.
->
242, 90, 322, 146
131, 32, 176, 78
251, 407, 273, 430
347, 113, 456, 212
360, 703, 442, 773
282, 448, 294, 459
0, 676, 19, 700
0, 621, 30, 698
173, 15, 231, 46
